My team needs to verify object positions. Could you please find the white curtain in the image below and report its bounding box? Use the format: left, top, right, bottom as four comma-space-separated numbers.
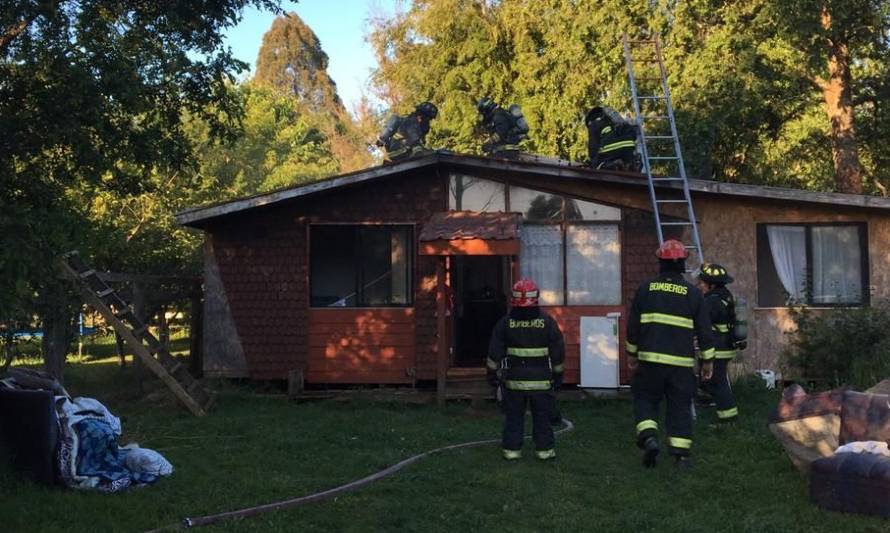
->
811, 226, 862, 304
566, 225, 621, 305
520, 225, 564, 305
767, 226, 807, 303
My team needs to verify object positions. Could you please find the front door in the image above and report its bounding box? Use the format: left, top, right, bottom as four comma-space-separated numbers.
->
452, 256, 510, 367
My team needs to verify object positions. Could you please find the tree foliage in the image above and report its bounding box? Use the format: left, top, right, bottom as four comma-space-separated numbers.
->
0, 0, 281, 377
190, 83, 340, 198
255, 12, 372, 172
368, 0, 890, 193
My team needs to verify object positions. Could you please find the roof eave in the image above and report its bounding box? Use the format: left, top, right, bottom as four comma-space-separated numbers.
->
175, 153, 442, 228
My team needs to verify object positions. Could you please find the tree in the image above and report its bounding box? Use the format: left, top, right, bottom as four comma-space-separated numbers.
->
188, 83, 340, 197
368, 0, 890, 193
256, 12, 346, 116
0, 1, 281, 379
255, 12, 372, 171
762, 0, 890, 194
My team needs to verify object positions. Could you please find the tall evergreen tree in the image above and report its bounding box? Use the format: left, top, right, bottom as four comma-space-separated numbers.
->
255, 12, 372, 171
255, 12, 346, 117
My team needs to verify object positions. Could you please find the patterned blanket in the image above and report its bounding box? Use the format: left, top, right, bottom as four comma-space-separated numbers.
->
56, 403, 167, 493
73, 419, 158, 492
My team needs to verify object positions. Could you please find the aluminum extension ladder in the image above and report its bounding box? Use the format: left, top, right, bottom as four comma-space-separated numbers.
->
622, 33, 704, 269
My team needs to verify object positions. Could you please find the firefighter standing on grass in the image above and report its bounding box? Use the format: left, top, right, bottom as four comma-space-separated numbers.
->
697, 263, 740, 423
487, 278, 565, 461
626, 240, 715, 468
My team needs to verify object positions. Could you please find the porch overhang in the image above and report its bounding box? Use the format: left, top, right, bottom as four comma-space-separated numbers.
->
419, 211, 521, 256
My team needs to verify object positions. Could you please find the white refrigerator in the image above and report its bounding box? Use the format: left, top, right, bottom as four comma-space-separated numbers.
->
579, 313, 621, 388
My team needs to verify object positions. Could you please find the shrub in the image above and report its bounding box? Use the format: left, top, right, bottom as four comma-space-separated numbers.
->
785, 302, 890, 390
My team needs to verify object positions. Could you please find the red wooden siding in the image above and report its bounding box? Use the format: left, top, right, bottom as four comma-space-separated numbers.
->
543, 306, 626, 385
209, 171, 445, 380
307, 309, 416, 383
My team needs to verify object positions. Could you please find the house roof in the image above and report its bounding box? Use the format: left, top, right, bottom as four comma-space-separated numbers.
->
176, 152, 890, 227
419, 211, 521, 242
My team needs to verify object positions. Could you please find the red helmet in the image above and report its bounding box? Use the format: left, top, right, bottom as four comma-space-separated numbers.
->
511, 278, 539, 307
655, 239, 689, 260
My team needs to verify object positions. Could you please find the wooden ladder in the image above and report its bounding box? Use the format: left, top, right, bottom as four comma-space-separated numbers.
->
59, 251, 213, 416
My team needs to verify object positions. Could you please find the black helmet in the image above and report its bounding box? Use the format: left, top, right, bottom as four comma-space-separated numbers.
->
697, 263, 734, 284
584, 106, 606, 127
416, 101, 438, 119
476, 96, 497, 116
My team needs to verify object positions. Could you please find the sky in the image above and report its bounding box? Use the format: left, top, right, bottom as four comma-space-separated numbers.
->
223, 0, 403, 112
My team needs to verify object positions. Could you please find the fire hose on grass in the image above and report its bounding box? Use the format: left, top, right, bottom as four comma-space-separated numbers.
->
146, 418, 575, 531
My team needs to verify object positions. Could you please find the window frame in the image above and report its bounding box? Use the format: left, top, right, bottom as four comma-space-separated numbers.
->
309, 223, 416, 309
447, 173, 624, 307
756, 222, 869, 308
508, 186, 622, 307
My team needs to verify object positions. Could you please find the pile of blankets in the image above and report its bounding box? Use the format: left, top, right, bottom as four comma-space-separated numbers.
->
1, 368, 173, 492
56, 396, 174, 492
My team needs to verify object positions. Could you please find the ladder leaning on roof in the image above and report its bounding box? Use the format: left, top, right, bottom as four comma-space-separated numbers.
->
622, 32, 704, 270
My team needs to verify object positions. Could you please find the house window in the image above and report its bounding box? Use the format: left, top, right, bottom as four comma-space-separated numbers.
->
448, 174, 505, 212
514, 186, 621, 306
757, 223, 867, 306
310, 225, 413, 307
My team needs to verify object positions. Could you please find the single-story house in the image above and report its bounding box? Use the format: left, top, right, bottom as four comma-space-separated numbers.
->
176, 153, 890, 393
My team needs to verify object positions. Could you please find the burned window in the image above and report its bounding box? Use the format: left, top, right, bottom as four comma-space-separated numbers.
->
310, 225, 413, 307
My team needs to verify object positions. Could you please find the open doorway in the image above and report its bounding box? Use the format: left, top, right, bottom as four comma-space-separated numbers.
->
452, 256, 510, 367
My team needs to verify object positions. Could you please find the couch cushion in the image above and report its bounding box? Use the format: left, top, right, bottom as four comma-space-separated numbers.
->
0, 388, 59, 485
840, 390, 890, 445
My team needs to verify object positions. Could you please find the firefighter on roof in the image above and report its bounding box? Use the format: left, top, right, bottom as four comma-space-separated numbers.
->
487, 278, 565, 460
375, 101, 438, 162
477, 97, 529, 157
585, 106, 640, 171
626, 240, 715, 468
696, 263, 740, 423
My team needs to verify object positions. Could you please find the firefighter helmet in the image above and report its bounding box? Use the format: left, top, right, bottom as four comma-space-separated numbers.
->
584, 106, 605, 127
477, 96, 497, 117
697, 263, 733, 284
511, 278, 539, 307
415, 101, 438, 119
655, 239, 689, 260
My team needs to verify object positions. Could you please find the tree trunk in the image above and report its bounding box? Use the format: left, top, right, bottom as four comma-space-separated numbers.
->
40, 282, 75, 381
820, 6, 862, 194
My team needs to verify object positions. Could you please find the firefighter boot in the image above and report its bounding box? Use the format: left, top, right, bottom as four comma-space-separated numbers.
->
642, 436, 659, 468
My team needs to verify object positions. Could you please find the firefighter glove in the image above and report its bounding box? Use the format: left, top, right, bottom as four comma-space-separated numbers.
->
486, 369, 499, 387
553, 373, 564, 390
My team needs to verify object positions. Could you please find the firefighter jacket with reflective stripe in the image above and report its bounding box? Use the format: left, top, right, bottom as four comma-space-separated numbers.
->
626, 273, 716, 367
705, 286, 737, 359
598, 123, 637, 155
487, 308, 565, 391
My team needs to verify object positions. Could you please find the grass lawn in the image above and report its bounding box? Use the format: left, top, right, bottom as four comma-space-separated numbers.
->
1, 348, 886, 533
